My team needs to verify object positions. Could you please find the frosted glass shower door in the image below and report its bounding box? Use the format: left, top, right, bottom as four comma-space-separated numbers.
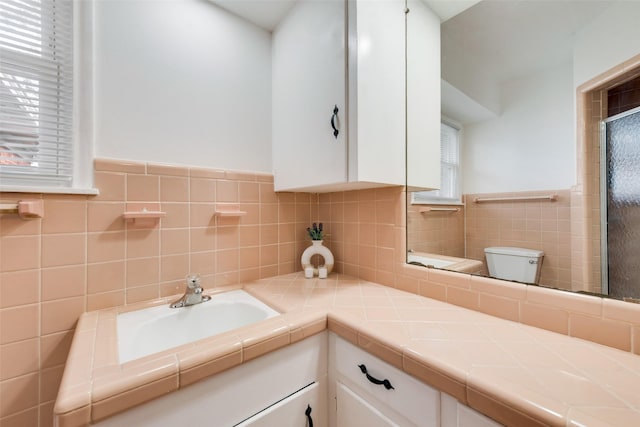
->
602, 106, 640, 299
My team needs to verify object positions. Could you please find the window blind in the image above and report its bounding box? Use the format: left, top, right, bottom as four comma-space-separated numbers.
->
0, 0, 74, 187
412, 123, 460, 203
439, 123, 459, 199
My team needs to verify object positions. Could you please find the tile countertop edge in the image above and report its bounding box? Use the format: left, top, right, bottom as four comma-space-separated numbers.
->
54, 275, 640, 427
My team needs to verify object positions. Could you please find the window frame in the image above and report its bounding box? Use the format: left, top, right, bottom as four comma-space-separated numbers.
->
411, 120, 462, 205
0, 0, 96, 195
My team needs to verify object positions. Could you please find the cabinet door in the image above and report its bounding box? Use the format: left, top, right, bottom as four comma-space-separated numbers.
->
441, 393, 503, 427
348, 0, 406, 186
337, 382, 398, 427
272, 0, 347, 191
238, 380, 327, 427
406, 0, 441, 191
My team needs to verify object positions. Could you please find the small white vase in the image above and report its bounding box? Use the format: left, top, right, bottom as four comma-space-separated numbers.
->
301, 240, 334, 277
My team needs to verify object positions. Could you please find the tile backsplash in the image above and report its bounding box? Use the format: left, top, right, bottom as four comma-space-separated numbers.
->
406, 200, 465, 258
0, 158, 316, 426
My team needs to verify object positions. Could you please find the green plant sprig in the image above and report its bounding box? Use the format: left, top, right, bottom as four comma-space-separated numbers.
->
307, 222, 324, 240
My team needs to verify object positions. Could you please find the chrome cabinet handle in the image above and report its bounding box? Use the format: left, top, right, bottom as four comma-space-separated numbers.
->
305, 404, 313, 427
358, 364, 395, 390
330, 105, 339, 139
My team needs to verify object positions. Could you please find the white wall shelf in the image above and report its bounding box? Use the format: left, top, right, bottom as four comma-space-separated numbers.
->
214, 204, 247, 217
122, 203, 166, 226
122, 209, 166, 220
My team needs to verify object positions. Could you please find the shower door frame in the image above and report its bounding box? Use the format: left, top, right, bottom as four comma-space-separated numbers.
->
599, 105, 640, 296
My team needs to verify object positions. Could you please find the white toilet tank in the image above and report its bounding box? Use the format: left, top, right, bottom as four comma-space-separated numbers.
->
484, 247, 544, 284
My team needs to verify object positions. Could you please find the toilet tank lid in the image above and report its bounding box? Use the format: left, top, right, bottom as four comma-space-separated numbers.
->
484, 246, 544, 257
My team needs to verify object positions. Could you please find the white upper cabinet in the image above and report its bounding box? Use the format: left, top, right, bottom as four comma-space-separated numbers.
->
272, 0, 347, 191
407, 0, 441, 191
272, 0, 440, 192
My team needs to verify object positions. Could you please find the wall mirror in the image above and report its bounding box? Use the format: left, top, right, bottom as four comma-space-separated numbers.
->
407, 0, 640, 303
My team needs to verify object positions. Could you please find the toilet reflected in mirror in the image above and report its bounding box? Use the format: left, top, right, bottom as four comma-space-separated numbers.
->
484, 247, 544, 285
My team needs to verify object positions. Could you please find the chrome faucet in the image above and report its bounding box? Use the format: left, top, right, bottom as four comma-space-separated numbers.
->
170, 274, 211, 308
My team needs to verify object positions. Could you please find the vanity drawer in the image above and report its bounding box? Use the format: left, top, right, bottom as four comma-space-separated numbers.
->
334, 336, 439, 427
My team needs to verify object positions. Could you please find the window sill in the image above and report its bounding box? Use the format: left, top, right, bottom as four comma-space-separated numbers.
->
410, 199, 463, 206
0, 185, 99, 196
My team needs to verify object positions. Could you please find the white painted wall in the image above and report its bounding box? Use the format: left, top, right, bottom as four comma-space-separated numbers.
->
574, 0, 640, 88
462, 62, 574, 194
93, 0, 272, 173
444, 1, 640, 196
441, 31, 501, 115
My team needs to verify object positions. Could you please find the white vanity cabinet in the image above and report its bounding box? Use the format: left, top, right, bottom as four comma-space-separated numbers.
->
330, 334, 440, 427
272, 0, 440, 192
90, 331, 501, 427
94, 333, 328, 427
329, 333, 503, 427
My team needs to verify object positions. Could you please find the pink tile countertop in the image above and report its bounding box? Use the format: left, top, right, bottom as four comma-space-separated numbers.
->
54, 273, 640, 427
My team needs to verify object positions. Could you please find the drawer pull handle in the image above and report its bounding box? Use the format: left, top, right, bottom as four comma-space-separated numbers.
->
305, 404, 314, 427
358, 364, 394, 390
331, 105, 339, 139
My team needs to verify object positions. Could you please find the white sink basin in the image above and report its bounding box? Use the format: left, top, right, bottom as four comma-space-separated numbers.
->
117, 289, 280, 363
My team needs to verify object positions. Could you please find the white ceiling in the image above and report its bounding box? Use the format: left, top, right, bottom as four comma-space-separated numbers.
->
209, 0, 480, 32
424, 0, 481, 22
442, 0, 617, 84
209, 0, 297, 31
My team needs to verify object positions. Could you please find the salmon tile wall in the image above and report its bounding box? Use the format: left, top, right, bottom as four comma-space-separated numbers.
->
579, 89, 605, 294
607, 74, 640, 117
406, 200, 464, 257
320, 186, 640, 357
0, 158, 315, 426
4, 161, 640, 426
316, 187, 405, 285
464, 189, 572, 290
